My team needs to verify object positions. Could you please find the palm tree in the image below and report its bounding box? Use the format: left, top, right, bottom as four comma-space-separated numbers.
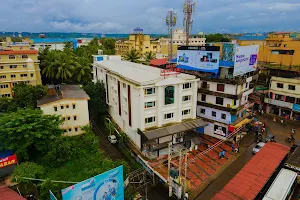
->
124, 49, 140, 63
73, 57, 92, 83
143, 51, 156, 64
41, 51, 60, 81
56, 52, 75, 81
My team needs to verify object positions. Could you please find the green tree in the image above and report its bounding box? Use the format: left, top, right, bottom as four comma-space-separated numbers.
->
143, 51, 156, 64
56, 52, 75, 81
12, 162, 45, 180
101, 38, 116, 55
0, 109, 63, 161
73, 57, 92, 83
9, 83, 47, 110
83, 82, 107, 115
124, 49, 140, 63
0, 97, 11, 112
41, 50, 60, 82
64, 41, 73, 50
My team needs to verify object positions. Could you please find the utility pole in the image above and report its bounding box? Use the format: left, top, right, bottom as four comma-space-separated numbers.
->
178, 149, 182, 184
168, 142, 172, 197
166, 10, 177, 67
183, 0, 196, 46
184, 152, 188, 196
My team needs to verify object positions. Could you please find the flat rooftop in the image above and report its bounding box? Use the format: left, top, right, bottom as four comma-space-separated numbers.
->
94, 60, 197, 85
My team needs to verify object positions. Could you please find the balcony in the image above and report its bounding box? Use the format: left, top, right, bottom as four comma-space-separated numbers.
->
198, 87, 241, 100
197, 101, 244, 115
264, 97, 293, 109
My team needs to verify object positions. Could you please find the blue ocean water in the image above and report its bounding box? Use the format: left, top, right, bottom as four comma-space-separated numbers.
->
0, 32, 166, 39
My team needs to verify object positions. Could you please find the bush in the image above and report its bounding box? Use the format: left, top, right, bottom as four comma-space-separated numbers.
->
12, 162, 45, 182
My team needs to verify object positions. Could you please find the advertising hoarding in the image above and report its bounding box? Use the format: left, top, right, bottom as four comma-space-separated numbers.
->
61, 166, 124, 200
292, 104, 300, 112
221, 43, 235, 62
177, 46, 220, 73
0, 154, 17, 168
233, 45, 259, 77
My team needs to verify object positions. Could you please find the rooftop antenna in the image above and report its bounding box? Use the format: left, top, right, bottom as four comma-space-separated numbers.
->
166, 10, 177, 66
183, 0, 196, 46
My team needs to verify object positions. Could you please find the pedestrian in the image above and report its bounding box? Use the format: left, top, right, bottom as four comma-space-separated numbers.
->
234, 147, 239, 154
280, 118, 284, 126
184, 192, 189, 200
219, 151, 222, 159
221, 150, 226, 159
232, 143, 235, 152
233, 136, 237, 143
292, 128, 296, 135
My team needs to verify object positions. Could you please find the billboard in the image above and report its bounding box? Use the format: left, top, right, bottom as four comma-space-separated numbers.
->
0, 154, 17, 168
233, 45, 259, 77
221, 44, 235, 62
177, 46, 220, 73
61, 166, 124, 200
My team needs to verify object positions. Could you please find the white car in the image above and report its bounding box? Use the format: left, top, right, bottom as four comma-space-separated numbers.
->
108, 135, 118, 144
252, 142, 265, 154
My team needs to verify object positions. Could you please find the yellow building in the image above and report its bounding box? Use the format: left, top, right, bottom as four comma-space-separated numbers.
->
115, 33, 160, 57
0, 49, 42, 97
235, 34, 300, 71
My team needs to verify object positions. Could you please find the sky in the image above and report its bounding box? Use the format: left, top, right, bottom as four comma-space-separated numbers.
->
1, 0, 300, 34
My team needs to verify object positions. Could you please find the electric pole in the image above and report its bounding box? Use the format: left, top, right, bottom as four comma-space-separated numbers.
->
168, 142, 172, 197
166, 10, 177, 66
183, 0, 196, 46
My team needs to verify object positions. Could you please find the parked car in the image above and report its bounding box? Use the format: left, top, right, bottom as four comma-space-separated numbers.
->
252, 142, 265, 154
108, 135, 118, 144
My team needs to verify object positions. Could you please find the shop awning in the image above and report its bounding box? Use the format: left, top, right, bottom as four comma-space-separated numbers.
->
0, 185, 26, 200
141, 118, 207, 140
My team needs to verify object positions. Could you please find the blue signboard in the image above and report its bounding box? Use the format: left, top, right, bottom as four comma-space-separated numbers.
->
61, 166, 124, 200
292, 104, 300, 112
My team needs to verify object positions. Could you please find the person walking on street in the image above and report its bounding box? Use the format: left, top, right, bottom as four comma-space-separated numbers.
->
280, 118, 284, 126
292, 128, 296, 135
232, 143, 235, 152
184, 192, 189, 200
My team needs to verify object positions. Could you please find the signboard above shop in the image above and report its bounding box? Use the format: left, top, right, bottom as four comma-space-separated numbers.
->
233, 45, 259, 77
177, 46, 220, 73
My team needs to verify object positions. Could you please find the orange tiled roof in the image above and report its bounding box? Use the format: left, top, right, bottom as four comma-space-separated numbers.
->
0, 50, 38, 55
150, 58, 168, 66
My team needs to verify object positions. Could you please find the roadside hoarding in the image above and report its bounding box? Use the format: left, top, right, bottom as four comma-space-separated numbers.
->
233, 45, 259, 77
0, 154, 17, 168
61, 166, 124, 200
177, 46, 220, 73
221, 43, 235, 61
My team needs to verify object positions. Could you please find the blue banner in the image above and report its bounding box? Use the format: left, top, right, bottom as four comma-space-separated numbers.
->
61, 166, 124, 200
292, 104, 300, 112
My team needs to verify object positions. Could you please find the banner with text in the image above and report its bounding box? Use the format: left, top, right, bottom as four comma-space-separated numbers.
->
233, 45, 259, 77
177, 46, 220, 73
0, 154, 17, 168
61, 166, 124, 200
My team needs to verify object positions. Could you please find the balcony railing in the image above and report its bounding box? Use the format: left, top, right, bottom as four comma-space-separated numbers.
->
197, 101, 244, 115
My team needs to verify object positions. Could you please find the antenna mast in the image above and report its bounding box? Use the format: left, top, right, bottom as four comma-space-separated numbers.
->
183, 0, 196, 46
166, 10, 177, 65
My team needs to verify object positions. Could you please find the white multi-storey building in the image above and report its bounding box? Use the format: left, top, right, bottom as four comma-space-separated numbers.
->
93, 57, 205, 157
38, 85, 90, 136
160, 29, 206, 46
181, 69, 256, 140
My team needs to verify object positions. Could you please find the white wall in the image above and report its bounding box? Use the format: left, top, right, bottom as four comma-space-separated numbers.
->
204, 122, 227, 140
197, 105, 231, 124
199, 80, 237, 95
270, 79, 300, 98
40, 99, 89, 136
198, 93, 235, 108
32, 43, 65, 51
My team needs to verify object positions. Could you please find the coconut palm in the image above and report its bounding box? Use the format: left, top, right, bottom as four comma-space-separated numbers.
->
56, 53, 75, 81
41, 51, 60, 81
73, 57, 92, 83
143, 51, 156, 64
124, 49, 140, 63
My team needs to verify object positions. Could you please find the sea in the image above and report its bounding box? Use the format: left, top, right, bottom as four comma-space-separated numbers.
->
0, 32, 166, 39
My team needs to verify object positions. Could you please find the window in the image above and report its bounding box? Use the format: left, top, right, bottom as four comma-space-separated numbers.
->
217, 84, 225, 92
145, 117, 156, 124
233, 99, 236, 106
212, 111, 216, 117
183, 83, 192, 89
0, 84, 8, 88
216, 97, 224, 105
2, 94, 10, 97
23, 65, 27, 68
275, 94, 283, 101
61, 105, 64, 109
67, 116, 71, 120
10, 65, 17, 69
64, 129, 67, 133
62, 116, 65, 121
288, 85, 296, 90
201, 94, 206, 101
73, 104, 76, 109
75, 127, 78, 132
286, 96, 295, 103
182, 109, 191, 115
164, 113, 174, 120
54, 106, 57, 111
0, 66, 3, 69
245, 82, 249, 88
74, 116, 77, 120
123, 83, 126, 88
11, 75, 16, 78
221, 113, 226, 119
271, 50, 294, 55
144, 88, 155, 95
22, 55, 28, 59
277, 83, 283, 88
69, 128, 72, 132
200, 109, 205, 114
12, 82, 18, 86
145, 101, 156, 108
165, 86, 175, 105
182, 95, 191, 102
9, 55, 15, 59
20, 74, 27, 77
66, 104, 69, 109
30, 73, 34, 77
0, 75, 6, 79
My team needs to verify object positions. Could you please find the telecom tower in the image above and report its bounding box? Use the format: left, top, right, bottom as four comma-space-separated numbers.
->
166, 10, 177, 65
183, 0, 196, 46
